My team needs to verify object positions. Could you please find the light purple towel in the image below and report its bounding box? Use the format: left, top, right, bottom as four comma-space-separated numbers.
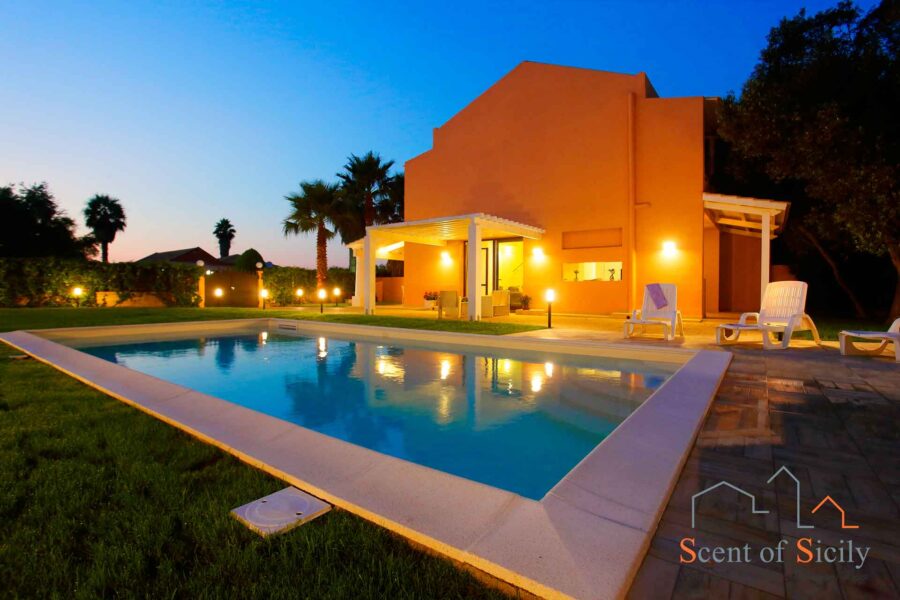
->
647, 283, 668, 310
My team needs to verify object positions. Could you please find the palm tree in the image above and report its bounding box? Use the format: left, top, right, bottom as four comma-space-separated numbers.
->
337, 151, 394, 229
283, 180, 342, 286
83, 195, 126, 263
213, 218, 236, 258
376, 172, 404, 224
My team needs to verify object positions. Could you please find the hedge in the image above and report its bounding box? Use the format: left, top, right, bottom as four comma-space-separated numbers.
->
0, 258, 202, 307
262, 266, 355, 306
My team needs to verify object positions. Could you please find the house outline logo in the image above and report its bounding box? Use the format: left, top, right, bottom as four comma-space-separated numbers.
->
690, 465, 859, 530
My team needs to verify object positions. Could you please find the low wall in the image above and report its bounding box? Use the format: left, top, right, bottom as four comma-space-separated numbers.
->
95, 292, 167, 308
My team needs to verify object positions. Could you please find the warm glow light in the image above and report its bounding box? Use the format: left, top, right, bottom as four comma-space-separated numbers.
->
260, 288, 269, 299
214, 287, 224, 298
544, 362, 554, 378
545, 289, 556, 303
532, 247, 546, 262
377, 241, 404, 257
440, 250, 452, 266
531, 374, 544, 393
317, 337, 327, 358
503, 245, 513, 257
377, 359, 387, 375
332, 287, 341, 297
261, 331, 268, 340
440, 359, 451, 380
501, 359, 512, 374
662, 240, 678, 258
317, 288, 327, 300
72, 287, 83, 297
295, 288, 304, 297
205, 270, 213, 276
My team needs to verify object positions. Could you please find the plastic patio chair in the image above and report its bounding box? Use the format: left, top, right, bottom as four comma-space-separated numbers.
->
623, 283, 684, 341
840, 318, 900, 362
716, 281, 821, 350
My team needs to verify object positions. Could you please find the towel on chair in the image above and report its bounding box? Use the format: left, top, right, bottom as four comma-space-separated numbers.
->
647, 283, 668, 310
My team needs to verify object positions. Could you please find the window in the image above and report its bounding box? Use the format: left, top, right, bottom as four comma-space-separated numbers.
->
562, 261, 623, 282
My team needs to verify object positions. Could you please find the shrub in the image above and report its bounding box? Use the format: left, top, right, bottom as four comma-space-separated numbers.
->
262, 266, 355, 305
0, 258, 201, 307
234, 248, 265, 272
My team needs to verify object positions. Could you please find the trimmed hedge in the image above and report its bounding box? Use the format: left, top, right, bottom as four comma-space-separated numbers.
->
0, 258, 201, 307
263, 266, 355, 306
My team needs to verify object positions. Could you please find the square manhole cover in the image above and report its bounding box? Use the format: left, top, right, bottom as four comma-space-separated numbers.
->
231, 487, 331, 537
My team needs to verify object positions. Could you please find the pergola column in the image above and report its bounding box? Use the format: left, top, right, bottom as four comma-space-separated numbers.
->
352, 247, 364, 307
466, 217, 483, 321
362, 233, 377, 315
760, 213, 771, 307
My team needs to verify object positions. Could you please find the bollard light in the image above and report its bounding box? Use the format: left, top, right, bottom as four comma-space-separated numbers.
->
72, 286, 84, 307
545, 289, 555, 329
295, 288, 304, 302
260, 288, 269, 309
317, 288, 327, 313
332, 286, 341, 307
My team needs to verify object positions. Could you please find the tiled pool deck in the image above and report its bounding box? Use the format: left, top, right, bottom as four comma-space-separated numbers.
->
497, 315, 899, 599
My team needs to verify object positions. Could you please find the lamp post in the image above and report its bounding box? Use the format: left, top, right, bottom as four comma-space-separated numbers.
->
317, 288, 327, 313
196, 260, 206, 308
333, 286, 341, 307
260, 288, 269, 310
545, 289, 555, 329
72, 286, 84, 308
295, 288, 304, 305
255, 262, 264, 309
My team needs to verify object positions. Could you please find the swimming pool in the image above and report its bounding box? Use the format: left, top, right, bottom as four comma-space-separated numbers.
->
75, 329, 676, 499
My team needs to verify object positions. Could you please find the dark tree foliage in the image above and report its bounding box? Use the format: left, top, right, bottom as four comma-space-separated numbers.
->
213, 218, 236, 258
234, 248, 265, 272
84, 194, 126, 263
0, 183, 95, 259
718, 0, 900, 319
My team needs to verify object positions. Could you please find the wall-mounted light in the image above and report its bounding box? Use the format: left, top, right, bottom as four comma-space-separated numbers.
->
662, 240, 678, 258
532, 247, 546, 263
503, 245, 513, 257
205, 270, 214, 276
440, 250, 452, 266
214, 287, 224, 298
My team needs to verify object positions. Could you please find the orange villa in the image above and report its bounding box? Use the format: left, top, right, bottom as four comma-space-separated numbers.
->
352, 61, 788, 320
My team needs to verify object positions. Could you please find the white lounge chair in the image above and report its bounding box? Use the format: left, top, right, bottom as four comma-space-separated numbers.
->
840, 318, 899, 362
437, 290, 460, 320
624, 283, 684, 341
716, 281, 821, 350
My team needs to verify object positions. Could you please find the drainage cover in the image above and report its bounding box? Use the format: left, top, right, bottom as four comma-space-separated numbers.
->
230, 487, 331, 537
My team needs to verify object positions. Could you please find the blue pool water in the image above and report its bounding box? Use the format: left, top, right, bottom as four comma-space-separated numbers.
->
78, 330, 676, 499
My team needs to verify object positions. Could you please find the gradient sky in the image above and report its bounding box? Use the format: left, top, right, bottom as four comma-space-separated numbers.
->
1, 0, 877, 267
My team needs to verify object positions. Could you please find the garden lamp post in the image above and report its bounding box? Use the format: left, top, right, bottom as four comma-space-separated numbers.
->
72, 286, 84, 308
295, 288, 304, 304
260, 288, 269, 310
317, 288, 327, 313
333, 286, 341, 307
545, 289, 555, 329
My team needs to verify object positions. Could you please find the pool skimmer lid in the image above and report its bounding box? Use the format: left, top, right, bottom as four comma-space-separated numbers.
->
231, 487, 331, 536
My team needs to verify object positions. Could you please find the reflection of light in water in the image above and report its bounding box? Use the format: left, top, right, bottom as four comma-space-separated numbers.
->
437, 391, 452, 423
501, 359, 512, 374
377, 359, 386, 375
544, 362, 554, 377
317, 337, 328, 358
375, 356, 405, 381
440, 359, 451, 380
259, 331, 268, 345
531, 374, 543, 392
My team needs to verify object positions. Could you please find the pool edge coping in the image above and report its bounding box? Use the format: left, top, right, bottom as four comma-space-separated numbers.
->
1, 319, 731, 600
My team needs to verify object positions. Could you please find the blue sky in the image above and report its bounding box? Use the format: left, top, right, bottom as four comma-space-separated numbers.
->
0, 0, 877, 266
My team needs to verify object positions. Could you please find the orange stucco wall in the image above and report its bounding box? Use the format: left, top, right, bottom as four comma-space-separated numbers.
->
403, 61, 709, 316
719, 232, 762, 313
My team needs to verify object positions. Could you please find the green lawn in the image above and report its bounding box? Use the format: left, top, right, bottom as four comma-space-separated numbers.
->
0, 343, 504, 598
0, 307, 542, 335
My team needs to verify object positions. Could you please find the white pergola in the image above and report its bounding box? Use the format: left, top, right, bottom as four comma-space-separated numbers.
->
703, 193, 790, 304
349, 213, 544, 320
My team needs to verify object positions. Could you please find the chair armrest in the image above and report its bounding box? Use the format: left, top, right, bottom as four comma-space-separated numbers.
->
739, 312, 759, 325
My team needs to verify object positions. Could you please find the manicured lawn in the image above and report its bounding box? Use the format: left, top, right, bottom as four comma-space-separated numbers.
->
0, 307, 542, 335
0, 343, 504, 598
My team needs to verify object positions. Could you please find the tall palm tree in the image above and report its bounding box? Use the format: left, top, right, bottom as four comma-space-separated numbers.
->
337, 151, 394, 229
213, 218, 236, 258
376, 172, 404, 224
283, 180, 342, 286
83, 194, 126, 263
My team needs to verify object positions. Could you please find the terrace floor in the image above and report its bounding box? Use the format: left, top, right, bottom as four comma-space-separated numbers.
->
362, 307, 900, 597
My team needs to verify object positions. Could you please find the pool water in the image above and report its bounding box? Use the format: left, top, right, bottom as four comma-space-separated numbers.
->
79, 331, 676, 499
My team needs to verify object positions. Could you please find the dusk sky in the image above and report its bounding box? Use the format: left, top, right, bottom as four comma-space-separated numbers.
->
1, 0, 876, 267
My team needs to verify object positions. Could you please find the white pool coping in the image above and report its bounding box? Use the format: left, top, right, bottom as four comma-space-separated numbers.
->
1, 318, 731, 600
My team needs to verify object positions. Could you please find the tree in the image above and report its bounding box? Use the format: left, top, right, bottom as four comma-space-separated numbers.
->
0, 183, 93, 259
234, 248, 265, 272
376, 172, 404, 224
337, 151, 395, 230
83, 194, 126, 263
718, 0, 900, 319
213, 218, 236, 258
283, 181, 342, 287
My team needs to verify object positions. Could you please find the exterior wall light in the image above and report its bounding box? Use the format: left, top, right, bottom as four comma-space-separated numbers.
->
440, 250, 452, 266
532, 247, 546, 262
214, 287, 224, 298
662, 240, 678, 258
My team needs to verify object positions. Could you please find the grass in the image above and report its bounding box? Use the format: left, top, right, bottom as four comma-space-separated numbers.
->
0, 307, 543, 335
0, 343, 505, 598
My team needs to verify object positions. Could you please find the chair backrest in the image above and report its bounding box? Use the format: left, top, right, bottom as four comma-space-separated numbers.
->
759, 281, 808, 324
888, 318, 900, 334
492, 290, 509, 307
438, 290, 458, 308
641, 284, 678, 319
